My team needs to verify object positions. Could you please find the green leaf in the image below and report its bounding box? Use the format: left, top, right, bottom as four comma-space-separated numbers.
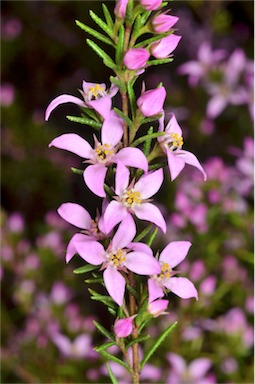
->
147, 58, 174, 66
133, 224, 153, 242
134, 32, 169, 48
140, 322, 178, 369
143, 127, 153, 156
126, 284, 139, 300
108, 307, 117, 316
131, 132, 165, 147
99, 350, 131, 373
110, 76, 126, 93
93, 320, 114, 341
106, 362, 119, 384
75, 20, 115, 47
113, 107, 134, 129
125, 0, 134, 26
104, 183, 114, 197
89, 289, 116, 309
148, 162, 166, 171
94, 341, 116, 352
146, 227, 158, 247
71, 167, 84, 175
102, 4, 114, 28
73, 265, 98, 274
86, 39, 116, 70
126, 334, 151, 349
140, 10, 152, 25
127, 82, 136, 119
116, 24, 125, 65
66, 115, 102, 130
89, 10, 113, 38
85, 277, 103, 284
141, 113, 162, 125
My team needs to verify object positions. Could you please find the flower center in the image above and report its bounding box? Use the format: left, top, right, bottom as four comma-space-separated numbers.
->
159, 262, 171, 280
108, 249, 126, 268
164, 133, 183, 151
122, 189, 142, 209
90, 219, 99, 234
86, 84, 107, 101
94, 143, 114, 164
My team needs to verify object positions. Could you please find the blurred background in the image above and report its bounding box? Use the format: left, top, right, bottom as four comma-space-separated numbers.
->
1, 1, 254, 383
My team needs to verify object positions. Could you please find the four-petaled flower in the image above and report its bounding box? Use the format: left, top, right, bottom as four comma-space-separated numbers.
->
104, 162, 167, 234
74, 215, 161, 306
158, 113, 207, 181
49, 112, 148, 197
148, 241, 198, 302
45, 80, 118, 121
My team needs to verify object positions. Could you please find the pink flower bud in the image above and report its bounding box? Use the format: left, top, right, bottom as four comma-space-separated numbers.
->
113, 316, 134, 338
148, 299, 169, 317
123, 48, 150, 70
140, 0, 163, 11
137, 86, 166, 117
152, 14, 179, 33
114, 0, 129, 19
151, 34, 182, 59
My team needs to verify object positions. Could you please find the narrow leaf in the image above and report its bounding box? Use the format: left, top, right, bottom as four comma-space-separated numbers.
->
86, 39, 116, 70
133, 224, 153, 242
75, 20, 115, 47
127, 82, 136, 119
85, 278, 103, 284
140, 10, 152, 25
94, 341, 116, 352
143, 126, 153, 156
131, 132, 165, 147
110, 76, 126, 93
146, 227, 158, 247
89, 10, 113, 38
93, 320, 114, 341
71, 167, 84, 175
141, 113, 162, 125
102, 4, 114, 28
108, 307, 117, 316
126, 284, 139, 300
99, 350, 131, 373
134, 33, 169, 48
106, 362, 119, 384
113, 107, 134, 129
126, 334, 151, 349
141, 322, 178, 369
73, 265, 98, 274
116, 24, 125, 65
66, 115, 102, 130
148, 162, 166, 171
91, 295, 116, 309
147, 58, 174, 67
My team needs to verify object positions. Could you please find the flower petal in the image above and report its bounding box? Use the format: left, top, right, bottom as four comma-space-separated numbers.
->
45, 94, 85, 121
165, 113, 183, 136
103, 266, 126, 306
159, 241, 192, 268
125, 252, 161, 275
167, 353, 186, 374
87, 96, 112, 120
57, 202, 91, 229
115, 147, 148, 172
104, 201, 128, 233
206, 95, 227, 119
148, 277, 164, 303
74, 240, 105, 265
165, 277, 198, 300
112, 214, 136, 251
128, 242, 153, 256
134, 203, 166, 233
84, 164, 108, 197
189, 358, 212, 380
66, 233, 87, 263
49, 133, 93, 159
176, 150, 207, 180
166, 150, 185, 181
115, 161, 130, 196
101, 111, 124, 146
134, 169, 163, 199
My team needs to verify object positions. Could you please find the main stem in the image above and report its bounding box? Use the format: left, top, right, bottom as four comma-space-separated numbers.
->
128, 271, 140, 384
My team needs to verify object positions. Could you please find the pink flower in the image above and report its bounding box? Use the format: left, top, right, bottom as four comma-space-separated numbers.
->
158, 113, 207, 181
104, 162, 167, 233
148, 241, 198, 302
152, 13, 179, 33
45, 80, 118, 121
137, 86, 166, 117
49, 112, 148, 197
51, 333, 93, 359
124, 48, 150, 70
148, 299, 169, 317
139, 0, 162, 11
114, 316, 136, 337
114, 0, 129, 18
74, 215, 161, 306
151, 34, 181, 59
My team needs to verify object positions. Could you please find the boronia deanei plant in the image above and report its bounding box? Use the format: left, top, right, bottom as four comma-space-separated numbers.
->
45, 1, 207, 383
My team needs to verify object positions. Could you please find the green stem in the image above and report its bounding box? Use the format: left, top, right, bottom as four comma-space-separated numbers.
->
128, 271, 140, 384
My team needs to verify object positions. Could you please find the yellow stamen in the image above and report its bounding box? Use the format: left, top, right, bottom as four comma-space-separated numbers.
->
159, 262, 171, 280
164, 132, 183, 151
108, 249, 126, 268
95, 144, 114, 163
122, 189, 142, 208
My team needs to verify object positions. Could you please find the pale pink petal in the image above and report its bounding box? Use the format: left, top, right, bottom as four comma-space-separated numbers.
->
115, 162, 130, 196
103, 266, 126, 306
166, 150, 185, 181
134, 203, 166, 233
165, 277, 198, 300
49, 133, 93, 159
73, 334, 91, 356
165, 113, 183, 136
66, 233, 88, 263
87, 96, 112, 119
101, 111, 123, 146
158, 112, 165, 132
206, 95, 227, 119
148, 278, 164, 303
189, 358, 212, 380
108, 83, 119, 98
125, 252, 161, 275
111, 214, 136, 250
115, 147, 148, 172
74, 240, 105, 265
51, 333, 71, 356
104, 201, 128, 233
128, 242, 153, 256
167, 353, 186, 374
83, 164, 108, 197
45, 94, 85, 121
134, 169, 163, 199
176, 150, 207, 180
159, 241, 192, 268
57, 202, 91, 229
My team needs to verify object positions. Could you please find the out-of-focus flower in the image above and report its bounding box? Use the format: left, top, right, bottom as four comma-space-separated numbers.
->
151, 34, 181, 59
152, 13, 179, 33
114, 0, 129, 18
103, 162, 166, 233
124, 48, 150, 70
148, 299, 169, 317
139, 0, 162, 11
158, 113, 207, 181
50, 282, 72, 305
51, 333, 94, 359
148, 241, 198, 302
1, 17, 22, 39
7, 212, 24, 233
45, 80, 118, 120
137, 86, 166, 117
0, 83, 15, 106
200, 276, 217, 296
